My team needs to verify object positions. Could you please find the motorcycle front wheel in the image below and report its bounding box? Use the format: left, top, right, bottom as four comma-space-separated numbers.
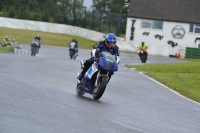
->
31, 47, 37, 56
93, 76, 107, 100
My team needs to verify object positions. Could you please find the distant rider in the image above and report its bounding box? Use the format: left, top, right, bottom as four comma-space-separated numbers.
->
34, 34, 41, 53
138, 42, 148, 60
10, 38, 21, 49
77, 33, 120, 83
69, 38, 78, 55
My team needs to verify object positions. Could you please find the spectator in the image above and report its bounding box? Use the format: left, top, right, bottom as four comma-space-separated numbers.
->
3, 36, 10, 47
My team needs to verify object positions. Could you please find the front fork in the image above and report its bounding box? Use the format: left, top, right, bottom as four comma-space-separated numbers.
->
94, 70, 109, 86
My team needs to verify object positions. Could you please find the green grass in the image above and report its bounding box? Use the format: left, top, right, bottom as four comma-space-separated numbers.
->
126, 59, 200, 103
0, 47, 14, 54
0, 27, 130, 54
0, 27, 96, 49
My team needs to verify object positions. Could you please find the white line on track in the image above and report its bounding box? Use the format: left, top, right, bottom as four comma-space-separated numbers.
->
128, 67, 200, 106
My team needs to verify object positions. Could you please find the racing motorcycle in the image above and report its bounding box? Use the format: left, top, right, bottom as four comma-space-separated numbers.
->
76, 51, 118, 100
69, 42, 78, 59
31, 39, 40, 56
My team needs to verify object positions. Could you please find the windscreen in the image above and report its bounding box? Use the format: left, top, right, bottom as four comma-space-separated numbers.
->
69, 42, 76, 49
101, 52, 116, 63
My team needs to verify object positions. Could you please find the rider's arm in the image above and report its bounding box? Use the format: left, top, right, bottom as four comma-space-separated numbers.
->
116, 56, 120, 64
144, 46, 148, 51
114, 46, 120, 64
114, 46, 119, 56
138, 45, 142, 50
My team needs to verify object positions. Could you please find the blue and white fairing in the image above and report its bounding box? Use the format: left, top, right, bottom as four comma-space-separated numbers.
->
82, 63, 99, 94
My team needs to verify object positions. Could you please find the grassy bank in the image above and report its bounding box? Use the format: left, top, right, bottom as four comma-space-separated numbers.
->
0, 27, 96, 49
0, 47, 14, 54
126, 59, 200, 103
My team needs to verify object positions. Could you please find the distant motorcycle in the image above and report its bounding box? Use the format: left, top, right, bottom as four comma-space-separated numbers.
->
31, 39, 40, 56
76, 51, 118, 100
69, 42, 78, 59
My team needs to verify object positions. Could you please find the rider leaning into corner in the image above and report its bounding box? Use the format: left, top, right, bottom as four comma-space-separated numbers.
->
77, 33, 120, 83
138, 41, 148, 60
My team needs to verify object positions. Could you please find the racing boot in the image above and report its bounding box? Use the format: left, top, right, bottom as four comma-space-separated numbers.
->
77, 72, 84, 83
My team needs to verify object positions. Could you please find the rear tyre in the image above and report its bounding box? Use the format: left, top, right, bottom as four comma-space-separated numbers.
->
93, 77, 107, 100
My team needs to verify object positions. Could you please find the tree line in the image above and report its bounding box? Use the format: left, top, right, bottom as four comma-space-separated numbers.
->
0, 0, 129, 36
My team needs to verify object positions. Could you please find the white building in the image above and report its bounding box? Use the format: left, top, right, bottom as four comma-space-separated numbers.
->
125, 0, 200, 57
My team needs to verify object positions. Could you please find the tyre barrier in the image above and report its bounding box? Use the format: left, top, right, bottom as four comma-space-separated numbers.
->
14, 48, 30, 55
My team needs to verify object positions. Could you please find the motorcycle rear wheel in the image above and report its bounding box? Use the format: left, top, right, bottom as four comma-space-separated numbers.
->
93, 76, 107, 100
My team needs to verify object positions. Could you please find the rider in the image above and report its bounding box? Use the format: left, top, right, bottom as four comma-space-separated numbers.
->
69, 38, 78, 55
77, 33, 120, 82
34, 34, 41, 53
10, 38, 22, 49
3, 36, 10, 46
138, 42, 148, 60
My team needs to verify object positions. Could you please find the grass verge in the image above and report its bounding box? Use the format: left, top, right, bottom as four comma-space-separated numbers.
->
0, 47, 14, 54
126, 59, 200, 103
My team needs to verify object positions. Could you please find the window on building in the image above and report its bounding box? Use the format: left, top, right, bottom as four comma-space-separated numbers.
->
141, 20, 163, 30
189, 24, 200, 34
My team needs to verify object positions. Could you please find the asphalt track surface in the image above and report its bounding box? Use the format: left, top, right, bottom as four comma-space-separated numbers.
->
0, 45, 200, 133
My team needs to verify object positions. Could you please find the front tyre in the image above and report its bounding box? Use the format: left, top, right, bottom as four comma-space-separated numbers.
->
93, 76, 107, 100
31, 47, 37, 56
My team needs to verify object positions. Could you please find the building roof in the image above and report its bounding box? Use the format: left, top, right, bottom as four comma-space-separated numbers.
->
128, 0, 200, 24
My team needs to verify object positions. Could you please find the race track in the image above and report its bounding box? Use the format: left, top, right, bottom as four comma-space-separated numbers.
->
0, 45, 199, 133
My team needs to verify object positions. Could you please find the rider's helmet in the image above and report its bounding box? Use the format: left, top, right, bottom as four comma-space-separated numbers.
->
141, 42, 145, 46
11, 38, 15, 42
105, 33, 117, 49
71, 38, 77, 42
37, 34, 40, 38
5, 36, 8, 39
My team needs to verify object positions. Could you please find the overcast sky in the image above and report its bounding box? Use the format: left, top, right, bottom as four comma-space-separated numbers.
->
83, 0, 93, 8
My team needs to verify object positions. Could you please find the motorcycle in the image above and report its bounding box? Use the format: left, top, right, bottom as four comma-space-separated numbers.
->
69, 42, 78, 59
76, 51, 118, 100
31, 39, 40, 56
138, 49, 147, 63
